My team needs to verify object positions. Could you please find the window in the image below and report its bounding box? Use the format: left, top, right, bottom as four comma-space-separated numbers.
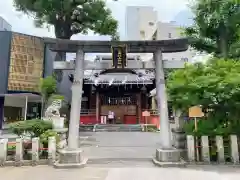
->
149, 22, 154, 26
168, 33, 172, 38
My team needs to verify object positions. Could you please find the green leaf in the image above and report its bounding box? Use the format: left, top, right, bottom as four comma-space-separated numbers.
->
13, 0, 118, 39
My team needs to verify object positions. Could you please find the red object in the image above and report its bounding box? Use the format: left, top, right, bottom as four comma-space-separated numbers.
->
79, 114, 160, 128
124, 115, 137, 124
80, 115, 97, 124
141, 115, 160, 129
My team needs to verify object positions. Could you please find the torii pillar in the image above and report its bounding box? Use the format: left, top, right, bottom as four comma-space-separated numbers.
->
152, 48, 186, 167
54, 49, 88, 168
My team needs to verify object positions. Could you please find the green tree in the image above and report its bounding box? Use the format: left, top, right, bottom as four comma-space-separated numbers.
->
184, 0, 240, 58
39, 76, 64, 112
14, 0, 118, 82
167, 58, 240, 121
168, 58, 240, 135
14, 0, 118, 40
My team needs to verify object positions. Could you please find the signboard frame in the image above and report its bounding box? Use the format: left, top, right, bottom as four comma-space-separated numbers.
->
111, 44, 127, 68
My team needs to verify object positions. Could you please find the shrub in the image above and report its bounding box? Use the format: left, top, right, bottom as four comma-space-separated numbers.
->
9, 119, 53, 138
40, 130, 60, 145
144, 124, 158, 132
184, 118, 240, 136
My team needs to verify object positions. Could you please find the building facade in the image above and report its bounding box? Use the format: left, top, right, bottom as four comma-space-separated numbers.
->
125, 6, 158, 41
125, 6, 195, 62
69, 55, 164, 126
0, 31, 55, 129
154, 21, 195, 62
0, 16, 11, 31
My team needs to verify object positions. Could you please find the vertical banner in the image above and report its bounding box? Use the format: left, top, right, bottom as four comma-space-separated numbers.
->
111, 45, 127, 68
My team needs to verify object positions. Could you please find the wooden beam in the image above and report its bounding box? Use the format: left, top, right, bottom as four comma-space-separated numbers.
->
44, 38, 188, 53
53, 60, 186, 70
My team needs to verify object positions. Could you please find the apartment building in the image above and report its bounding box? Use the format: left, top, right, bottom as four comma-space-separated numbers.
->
0, 16, 12, 31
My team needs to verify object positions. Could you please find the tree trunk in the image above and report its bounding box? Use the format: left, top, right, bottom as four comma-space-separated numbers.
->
53, 17, 72, 82
219, 24, 229, 59
53, 17, 73, 141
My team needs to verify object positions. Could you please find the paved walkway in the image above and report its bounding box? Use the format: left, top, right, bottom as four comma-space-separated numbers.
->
79, 132, 160, 161
1, 165, 240, 180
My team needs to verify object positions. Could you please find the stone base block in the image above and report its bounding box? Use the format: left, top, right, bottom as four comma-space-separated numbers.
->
54, 148, 88, 169
153, 148, 186, 167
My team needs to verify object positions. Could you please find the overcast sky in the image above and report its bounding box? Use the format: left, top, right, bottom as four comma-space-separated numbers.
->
0, 0, 190, 60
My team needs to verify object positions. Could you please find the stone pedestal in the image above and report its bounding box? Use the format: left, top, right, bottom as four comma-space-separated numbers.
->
52, 117, 65, 129
54, 148, 88, 168
172, 129, 187, 160
152, 148, 186, 167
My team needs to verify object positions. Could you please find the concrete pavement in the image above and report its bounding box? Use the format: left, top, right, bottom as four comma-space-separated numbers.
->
1, 132, 240, 179
1, 165, 240, 180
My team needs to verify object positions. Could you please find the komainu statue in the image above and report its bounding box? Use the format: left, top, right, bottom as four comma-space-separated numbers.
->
44, 99, 62, 120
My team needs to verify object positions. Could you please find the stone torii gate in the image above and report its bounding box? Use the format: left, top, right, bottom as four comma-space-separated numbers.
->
44, 38, 188, 168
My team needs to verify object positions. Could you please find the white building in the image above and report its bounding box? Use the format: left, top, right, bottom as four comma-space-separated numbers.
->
125, 6, 196, 62
154, 21, 196, 62
125, 6, 158, 41
0, 16, 11, 31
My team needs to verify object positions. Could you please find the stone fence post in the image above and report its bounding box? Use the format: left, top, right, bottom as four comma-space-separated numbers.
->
201, 136, 210, 163
15, 138, 23, 166
216, 136, 224, 163
187, 134, 240, 164
0, 139, 8, 166
32, 137, 39, 165
230, 135, 239, 164
186, 135, 195, 162
48, 136, 56, 165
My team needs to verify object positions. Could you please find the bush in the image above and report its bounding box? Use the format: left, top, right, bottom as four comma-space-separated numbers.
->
143, 124, 158, 132
184, 118, 240, 136
40, 130, 60, 145
9, 119, 53, 138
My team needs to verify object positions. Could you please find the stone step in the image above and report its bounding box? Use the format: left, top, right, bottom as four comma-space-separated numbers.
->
94, 124, 143, 132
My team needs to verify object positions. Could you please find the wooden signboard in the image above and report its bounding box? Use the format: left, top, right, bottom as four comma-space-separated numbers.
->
189, 105, 204, 132
142, 110, 150, 117
111, 45, 127, 68
188, 106, 204, 118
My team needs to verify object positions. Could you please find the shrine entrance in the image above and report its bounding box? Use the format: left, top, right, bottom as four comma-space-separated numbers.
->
43, 38, 188, 167
100, 94, 137, 124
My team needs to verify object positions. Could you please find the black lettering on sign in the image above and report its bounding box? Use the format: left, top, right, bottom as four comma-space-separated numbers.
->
111, 45, 127, 68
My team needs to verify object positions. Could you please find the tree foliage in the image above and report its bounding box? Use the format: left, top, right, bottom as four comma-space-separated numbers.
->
167, 58, 240, 121
39, 76, 57, 100
168, 58, 240, 135
184, 0, 240, 58
39, 76, 64, 108
13, 0, 118, 39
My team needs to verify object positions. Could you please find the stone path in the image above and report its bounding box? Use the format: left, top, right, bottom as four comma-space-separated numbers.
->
1, 165, 240, 180
79, 132, 160, 162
